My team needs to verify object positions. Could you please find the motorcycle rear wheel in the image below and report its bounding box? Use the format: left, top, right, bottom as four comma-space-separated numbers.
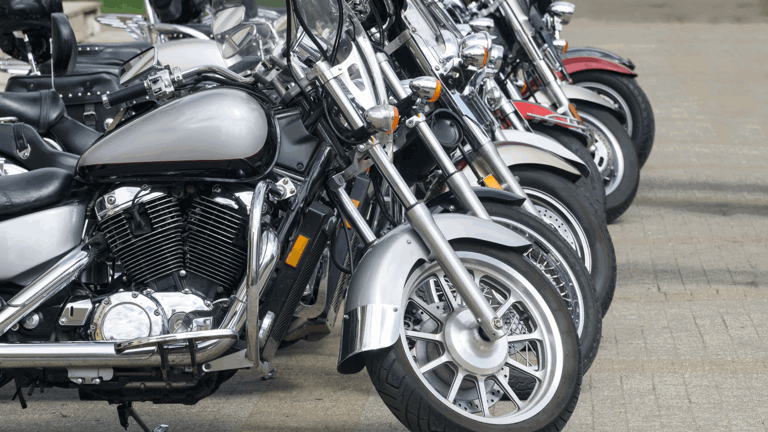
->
572, 71, 655, 168
366, 240, 581, 432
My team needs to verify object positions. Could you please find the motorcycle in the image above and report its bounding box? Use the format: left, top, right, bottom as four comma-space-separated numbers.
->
545, 1, 656, 168
448, 0, 640, 222
373, 0, 617, 313
0, 0, 583, 431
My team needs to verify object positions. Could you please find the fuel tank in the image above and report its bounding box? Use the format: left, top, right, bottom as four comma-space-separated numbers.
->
77, 88, 273, 181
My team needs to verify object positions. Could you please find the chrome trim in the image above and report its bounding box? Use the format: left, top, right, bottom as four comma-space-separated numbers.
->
0, 235, 107, 336
494, 129, 587, 175
338, 214, 531, 372
114, 329, 237, 353
0, 182, 279, 370
95, 187, 166, 221
58, 299, 94, 327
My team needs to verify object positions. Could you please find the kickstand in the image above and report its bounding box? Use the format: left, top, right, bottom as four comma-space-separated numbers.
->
117, 402, 150, 432
117, 402, 170, 432
11, 377, 27, 409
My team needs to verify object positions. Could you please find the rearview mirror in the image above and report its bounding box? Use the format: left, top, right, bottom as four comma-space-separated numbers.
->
118, 46, 159, 86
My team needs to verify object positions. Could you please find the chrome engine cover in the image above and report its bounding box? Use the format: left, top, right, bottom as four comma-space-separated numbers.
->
91, 292, 167, 342
91, 290, 213, 342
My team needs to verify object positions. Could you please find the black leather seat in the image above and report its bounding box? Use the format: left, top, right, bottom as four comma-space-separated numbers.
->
0, 90, 100, 155
0, 90, 66, 133
0, 167, 72, 216
0, 123, 79, 173
77, 42, 153, 66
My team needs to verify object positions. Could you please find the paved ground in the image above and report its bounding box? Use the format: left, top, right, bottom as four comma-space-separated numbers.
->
2, 19, 768, 432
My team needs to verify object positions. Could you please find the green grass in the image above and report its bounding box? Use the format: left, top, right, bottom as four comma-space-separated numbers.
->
70, 0, 285, 14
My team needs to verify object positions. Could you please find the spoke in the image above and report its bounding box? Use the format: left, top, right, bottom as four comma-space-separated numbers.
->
434, 273, 461, 312
419, 353, 451, 374
496, 294, 517, 317
505, 358, 545, 383
493, 370, 524, 410
446, 369, 466, 403
410, 296, 447, 324
476, 378, 491, 418
427, 278, 440, 303
506, 328, 543, 344
405, 330, 444, 344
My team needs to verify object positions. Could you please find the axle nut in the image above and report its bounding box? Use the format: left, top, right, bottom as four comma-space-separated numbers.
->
492, 318, 504, 329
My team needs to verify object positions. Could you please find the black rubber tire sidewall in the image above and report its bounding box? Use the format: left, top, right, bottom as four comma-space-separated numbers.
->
481, 201, 602, 373
514, 167, 617, 315
366, 240, 581, 432
529, 122, 607, 216
571, 71, 656, 168
577, 105, 641, 223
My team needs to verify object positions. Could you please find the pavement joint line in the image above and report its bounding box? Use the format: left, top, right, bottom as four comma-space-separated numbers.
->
588, 358, 768, 375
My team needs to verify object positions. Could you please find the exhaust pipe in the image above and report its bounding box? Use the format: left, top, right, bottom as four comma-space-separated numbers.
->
0, 235, 107, 336
0, 183, 280, 369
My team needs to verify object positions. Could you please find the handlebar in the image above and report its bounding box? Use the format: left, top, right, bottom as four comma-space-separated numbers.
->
102, 82, 149, 109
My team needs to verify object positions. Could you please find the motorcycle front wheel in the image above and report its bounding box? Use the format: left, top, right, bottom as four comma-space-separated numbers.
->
366, 240, 581, 432
514, 166, 617, 314
572, 71, 655, 168
577, 105, 640, 223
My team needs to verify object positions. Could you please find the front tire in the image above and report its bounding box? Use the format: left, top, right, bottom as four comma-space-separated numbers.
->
572, 71, 655, 168
577, 105, 641, 223
514, 167, 617, 314
366, 240, 581, 432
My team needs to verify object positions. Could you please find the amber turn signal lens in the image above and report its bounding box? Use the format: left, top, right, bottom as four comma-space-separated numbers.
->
390, 107, 400, 133
285, 235, 309, 268
430, 80, 442, 103
482, 48, 489, 68
483, 175, 503, 190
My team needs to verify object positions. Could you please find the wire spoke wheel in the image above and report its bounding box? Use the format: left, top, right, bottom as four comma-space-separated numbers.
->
400, 252, 564, 425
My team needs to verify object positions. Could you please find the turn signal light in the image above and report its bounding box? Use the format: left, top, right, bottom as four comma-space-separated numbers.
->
484, 175, 503, 190
409, 77, 442, 102
461, 45, 489, 68
365, 104, 400, 134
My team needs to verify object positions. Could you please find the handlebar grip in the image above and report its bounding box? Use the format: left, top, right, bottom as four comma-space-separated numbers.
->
102, 82, 149, 109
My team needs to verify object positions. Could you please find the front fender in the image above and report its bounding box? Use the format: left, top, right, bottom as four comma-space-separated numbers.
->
562, 47, 636, 71
562, 56, 636, 77
531, 83, 621, 118
459, 138, 584, 185
337, 214, 530, 374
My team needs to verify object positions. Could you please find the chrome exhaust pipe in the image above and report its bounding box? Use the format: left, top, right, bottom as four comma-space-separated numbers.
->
0, 183, 280, 369
0, 235, 108, 336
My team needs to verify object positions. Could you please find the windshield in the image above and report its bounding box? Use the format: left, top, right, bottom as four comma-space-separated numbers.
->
211, 0, 287, 60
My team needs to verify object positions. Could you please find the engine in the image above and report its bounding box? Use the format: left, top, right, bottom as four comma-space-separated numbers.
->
82, 184, 252, 342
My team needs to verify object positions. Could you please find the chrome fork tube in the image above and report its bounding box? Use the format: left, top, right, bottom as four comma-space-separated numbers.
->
366, 144, 504, 340
377, 54, 490, 220
486, 79, 529, 131
500, 0, 572, 113
463, 120, 540, 216
0, 235, 107, 336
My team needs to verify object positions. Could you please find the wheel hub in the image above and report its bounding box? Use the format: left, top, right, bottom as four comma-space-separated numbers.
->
444, 309, 508, 376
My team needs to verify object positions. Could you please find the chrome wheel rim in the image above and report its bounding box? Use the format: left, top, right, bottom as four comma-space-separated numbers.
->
579, 111, 626, 196
522, 188, 592, 273
401, 252, 565, 425
575, 82, 633, 135
491, 216, 584, 336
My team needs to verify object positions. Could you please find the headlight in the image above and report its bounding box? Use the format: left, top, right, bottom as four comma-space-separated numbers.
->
547, 2, 575, 25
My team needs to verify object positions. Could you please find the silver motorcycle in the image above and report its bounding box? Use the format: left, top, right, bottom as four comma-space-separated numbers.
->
0, 0, 580, 431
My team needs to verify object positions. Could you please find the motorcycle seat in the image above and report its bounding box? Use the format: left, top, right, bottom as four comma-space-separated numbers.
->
0, 123, 79, 173
0, 90, 66, 134
0, 90, 100, 155
0, 167, 72, 216
77, 42, 153, 66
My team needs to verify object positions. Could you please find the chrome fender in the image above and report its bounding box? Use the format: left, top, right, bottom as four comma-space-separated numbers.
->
495, 129, 589, 177
532, 83, 620, 116
337, 214, 531, 374
459, 140, 582, 187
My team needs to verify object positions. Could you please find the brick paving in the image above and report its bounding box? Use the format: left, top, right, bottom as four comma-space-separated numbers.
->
1, 20, 768, 432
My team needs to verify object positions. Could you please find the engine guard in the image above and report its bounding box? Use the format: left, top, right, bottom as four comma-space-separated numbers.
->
337, 214, 531, 374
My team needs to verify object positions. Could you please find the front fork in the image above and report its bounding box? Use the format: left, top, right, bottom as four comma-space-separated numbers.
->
499, 0, 572, 115
317, 59, 505, 341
